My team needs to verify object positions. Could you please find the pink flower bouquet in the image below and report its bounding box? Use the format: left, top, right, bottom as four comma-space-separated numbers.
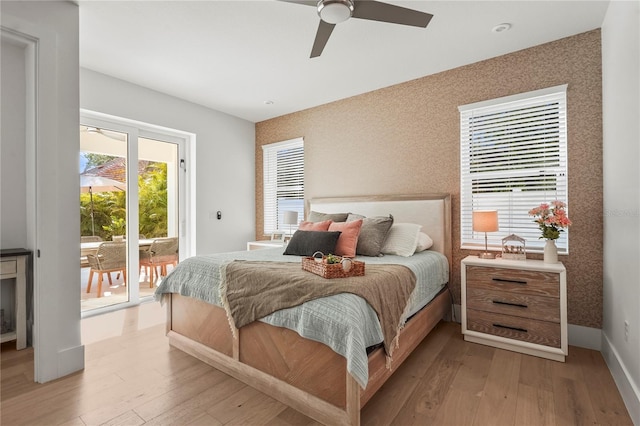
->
528, 200, 572, 240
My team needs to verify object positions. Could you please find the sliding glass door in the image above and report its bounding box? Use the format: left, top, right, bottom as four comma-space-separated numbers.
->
79, 115, 186, 314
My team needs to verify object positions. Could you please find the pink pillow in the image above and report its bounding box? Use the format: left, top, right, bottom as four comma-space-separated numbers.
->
328, 219, 363, 258
298, 220, 331, 231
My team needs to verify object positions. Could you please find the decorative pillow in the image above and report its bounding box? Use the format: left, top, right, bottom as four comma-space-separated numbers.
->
381, 223, 422, 257
415, 232, 434, 252
298, 220, 331, 231
347, 214, 394, 257
307, 211, 349, 223
328, 219, 363, 258
283, 230, 342, 256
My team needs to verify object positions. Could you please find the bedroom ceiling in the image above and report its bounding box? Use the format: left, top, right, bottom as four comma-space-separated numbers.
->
78, 1, 609, 123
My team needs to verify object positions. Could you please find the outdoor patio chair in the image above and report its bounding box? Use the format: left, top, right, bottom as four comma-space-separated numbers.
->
80, 235, 103, 267
139, 237, 178, 287
86, 241, 127, 298
81, 235, 103, 243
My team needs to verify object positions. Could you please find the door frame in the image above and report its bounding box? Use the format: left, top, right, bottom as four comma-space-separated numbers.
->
80, 110, 195, 317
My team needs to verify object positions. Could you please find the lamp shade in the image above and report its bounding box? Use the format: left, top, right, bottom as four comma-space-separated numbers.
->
283, 210, 299, 226
472, 210, 499, 232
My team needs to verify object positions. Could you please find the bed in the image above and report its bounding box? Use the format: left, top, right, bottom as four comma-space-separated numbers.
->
156, 194, 452, 425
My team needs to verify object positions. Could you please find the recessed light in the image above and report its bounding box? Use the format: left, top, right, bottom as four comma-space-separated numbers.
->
264, 100, 274, 105
492, 23, 512, 33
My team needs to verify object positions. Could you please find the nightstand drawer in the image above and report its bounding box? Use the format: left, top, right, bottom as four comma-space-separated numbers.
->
467, 287, 560, 323
466, 265, 559, 298
467, 309, 561, 348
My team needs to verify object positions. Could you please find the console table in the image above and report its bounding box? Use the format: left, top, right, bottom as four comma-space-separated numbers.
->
1, 248, 31, 350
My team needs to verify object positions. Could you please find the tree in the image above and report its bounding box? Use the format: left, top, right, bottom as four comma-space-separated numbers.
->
80, 160, 169, 240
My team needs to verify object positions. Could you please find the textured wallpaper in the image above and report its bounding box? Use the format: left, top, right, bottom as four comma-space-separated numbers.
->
256, 30, 603, 328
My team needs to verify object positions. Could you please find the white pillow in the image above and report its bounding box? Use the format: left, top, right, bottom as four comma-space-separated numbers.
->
415, 232, 434, 252
381, 223, 421, 257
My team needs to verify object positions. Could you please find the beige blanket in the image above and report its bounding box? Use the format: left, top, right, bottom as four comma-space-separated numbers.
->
221, 260, 416, 358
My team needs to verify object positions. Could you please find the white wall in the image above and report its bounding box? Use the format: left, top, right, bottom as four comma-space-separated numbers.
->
80, 69, 255, 255
601, 0, 640, 423
1, 1, 83, 382
1, 38, 27, 248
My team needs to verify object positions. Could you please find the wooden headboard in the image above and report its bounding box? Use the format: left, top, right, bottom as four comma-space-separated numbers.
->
307, 194, 452, 273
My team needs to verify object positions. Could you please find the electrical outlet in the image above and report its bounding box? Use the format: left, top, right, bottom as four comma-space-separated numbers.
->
624, 320, 629, 342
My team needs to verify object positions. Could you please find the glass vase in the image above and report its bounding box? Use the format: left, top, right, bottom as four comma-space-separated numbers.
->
544, 239, 558, 264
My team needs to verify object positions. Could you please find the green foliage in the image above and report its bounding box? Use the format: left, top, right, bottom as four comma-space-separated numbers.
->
80, 161, 169, 240
102, 216, 126, 236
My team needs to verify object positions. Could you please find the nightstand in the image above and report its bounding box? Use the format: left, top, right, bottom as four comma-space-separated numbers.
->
461, 255, 567, 362
246, 241, 285, 251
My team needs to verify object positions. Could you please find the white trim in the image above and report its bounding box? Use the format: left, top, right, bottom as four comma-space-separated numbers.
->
602, 332, 640, 425
458, 84, 568, 112
79, 110, 195, 317
567, 324, 602, 351
3, 10, 85, 383
260, 137, 303, 152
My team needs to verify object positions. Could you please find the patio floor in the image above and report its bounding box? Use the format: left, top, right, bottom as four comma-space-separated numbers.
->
80, 265, 170, 312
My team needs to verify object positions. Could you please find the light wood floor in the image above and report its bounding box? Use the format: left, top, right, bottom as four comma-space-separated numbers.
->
1, 313, 632, 425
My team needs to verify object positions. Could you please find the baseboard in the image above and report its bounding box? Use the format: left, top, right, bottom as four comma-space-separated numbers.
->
602, 332, 640, 425
57, 344, 85, 378
568, 324, 602, 350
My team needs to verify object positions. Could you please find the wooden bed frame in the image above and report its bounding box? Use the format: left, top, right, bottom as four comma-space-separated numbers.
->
165, 194, 452, 425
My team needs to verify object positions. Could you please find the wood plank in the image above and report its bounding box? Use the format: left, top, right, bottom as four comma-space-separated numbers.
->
571, 346, 634, 425
448, 339, 494, 394
472, 348, 521, 425
515, 383, 556, 426
141, 375, 244, 425
360, 288, 450, 407
2, 307, 633, 426
206, 386, 288, 425
265, 407, 320, 426
519, 352, 554, 392
360, 321, 456, 426
390, 331, 467, 425
552, 375, 598, 425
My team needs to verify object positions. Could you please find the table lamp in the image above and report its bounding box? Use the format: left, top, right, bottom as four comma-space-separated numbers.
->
283, 210, 298, 238
473, 210, 499, 259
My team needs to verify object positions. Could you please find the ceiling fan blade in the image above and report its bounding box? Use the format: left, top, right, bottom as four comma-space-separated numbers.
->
352, 0, 433, 28
310, 20, 335, 58
277, 0, 318, 6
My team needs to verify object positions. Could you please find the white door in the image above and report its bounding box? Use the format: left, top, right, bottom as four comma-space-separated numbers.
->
79, 114, 189, 314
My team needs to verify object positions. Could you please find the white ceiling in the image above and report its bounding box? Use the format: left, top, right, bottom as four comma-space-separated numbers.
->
78, 1, 609, 123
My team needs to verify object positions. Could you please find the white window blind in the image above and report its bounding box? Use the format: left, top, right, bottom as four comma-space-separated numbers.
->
459, 85, 569, 253
263, 137, 304, 235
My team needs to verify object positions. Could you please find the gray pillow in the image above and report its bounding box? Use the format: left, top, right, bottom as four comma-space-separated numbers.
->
307, 210, 349, 223
347, 214, 394, 256
283, 230, 342, 256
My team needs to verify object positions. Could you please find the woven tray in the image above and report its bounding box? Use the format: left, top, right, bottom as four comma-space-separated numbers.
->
302, 256, 365, 279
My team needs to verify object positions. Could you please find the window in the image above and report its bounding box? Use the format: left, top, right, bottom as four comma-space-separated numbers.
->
459, 85, 568, 253
263, 137, 304, 235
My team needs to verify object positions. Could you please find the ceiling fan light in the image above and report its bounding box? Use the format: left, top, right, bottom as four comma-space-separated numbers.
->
317, 0, 354, 24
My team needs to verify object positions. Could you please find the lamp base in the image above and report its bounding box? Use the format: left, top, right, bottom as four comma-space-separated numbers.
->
478, 252, 496, 259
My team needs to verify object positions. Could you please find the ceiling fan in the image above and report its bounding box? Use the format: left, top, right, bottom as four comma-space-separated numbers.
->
280, 0, 433, 58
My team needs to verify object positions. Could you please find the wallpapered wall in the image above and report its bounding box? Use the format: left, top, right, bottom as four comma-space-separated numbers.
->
256, 30, 603, 328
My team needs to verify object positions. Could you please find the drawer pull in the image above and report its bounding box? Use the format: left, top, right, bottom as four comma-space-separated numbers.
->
492, 277, 527, 285
493, 323, 528, 333
492, 300, 528, 309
